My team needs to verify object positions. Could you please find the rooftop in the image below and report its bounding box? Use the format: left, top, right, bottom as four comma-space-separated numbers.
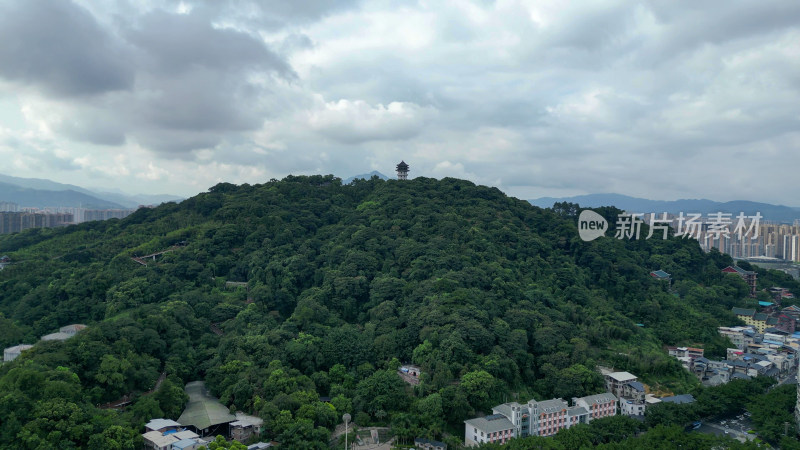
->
4, 344, 33, 353
145, 418, 181, 431
172, 439, 199, 450
568, 406, 588, 416
142, 431, 178, 448
233, 412, 263, 427
626, 381, 645, 392
732, 307, 756, 317
40, 332, 72, 341
723, 265, 755, 275
173, 430, 199, 440
606, 371, 637, 382
177, 381, 236, 431
534, 398, 568, 413
577, 393, 617, 405
464, 415, 515, 434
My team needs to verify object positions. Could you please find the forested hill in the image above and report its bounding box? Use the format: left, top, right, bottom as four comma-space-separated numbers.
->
0, 175, 795, 448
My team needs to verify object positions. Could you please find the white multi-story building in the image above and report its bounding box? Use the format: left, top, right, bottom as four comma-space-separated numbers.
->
573, 393, 618, 420
465, 393, 616, 447
464, 414, 515, 447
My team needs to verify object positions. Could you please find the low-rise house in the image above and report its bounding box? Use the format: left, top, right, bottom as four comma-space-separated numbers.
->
172, 431, 200, 441
719, 326, 752, 350
621, 381, 646, 403
722, 266, 757, 297
3, 344, 33, 362
620, 398, 645, 417
415, 437, 447, 450
230, 413, 263, 442
171, 438, 204, 450
143, 431, 179, 450
650, 270, 671, 282
142, 428, 200, 450
604, 372, 637, 399
783, 305, 800, 319
146, 419, 182, 433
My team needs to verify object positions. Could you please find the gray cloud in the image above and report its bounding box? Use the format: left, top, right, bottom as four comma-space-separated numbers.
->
0, 0, 799, 204
0, 0, 133, 97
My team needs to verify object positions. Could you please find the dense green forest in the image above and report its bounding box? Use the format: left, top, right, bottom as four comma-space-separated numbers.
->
0, 175, 798, 449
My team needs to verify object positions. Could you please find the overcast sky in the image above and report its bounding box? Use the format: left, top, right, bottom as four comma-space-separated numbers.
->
0, 0, 798, 204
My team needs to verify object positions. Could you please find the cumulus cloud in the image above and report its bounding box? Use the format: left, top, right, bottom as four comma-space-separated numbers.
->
308, 99, 436, 144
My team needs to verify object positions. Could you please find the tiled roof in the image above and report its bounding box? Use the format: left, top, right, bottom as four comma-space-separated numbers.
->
723, 265, 754, 275
534, 398, 568, 413
626, 381, 645, 392
464, 415, 515, 434
732, 307, 756, 317
145, 418, 181, 431
578, 393, 617, 405
607, 372, 637, 382
567, 406, 588, 416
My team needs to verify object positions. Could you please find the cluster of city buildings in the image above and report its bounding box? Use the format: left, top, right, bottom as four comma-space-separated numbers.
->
665, 322, 800, 387
0, 211, 74, 234
0, 202, 138, 234
3, 324, 87, 362
696, 222, 800, 262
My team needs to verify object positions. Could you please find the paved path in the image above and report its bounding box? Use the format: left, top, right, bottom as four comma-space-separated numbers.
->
702, 422, 754, 442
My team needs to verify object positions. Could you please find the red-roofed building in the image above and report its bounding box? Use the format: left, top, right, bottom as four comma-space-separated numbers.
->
722, 266, 757, 297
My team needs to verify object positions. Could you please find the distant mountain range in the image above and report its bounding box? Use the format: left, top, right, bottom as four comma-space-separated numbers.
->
342, 171, 390, 184
530, 193, 800, 223
0, 173, 183, 210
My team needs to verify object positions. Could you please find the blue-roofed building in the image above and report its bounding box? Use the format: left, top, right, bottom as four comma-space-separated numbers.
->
171, 438, 202, 450
650, 270, 671, 281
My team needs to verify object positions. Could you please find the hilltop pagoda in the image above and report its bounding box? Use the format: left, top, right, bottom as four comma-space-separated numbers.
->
396, 161, 409, 180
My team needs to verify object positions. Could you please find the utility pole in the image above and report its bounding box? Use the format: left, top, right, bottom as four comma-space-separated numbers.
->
343, 413, 351, 450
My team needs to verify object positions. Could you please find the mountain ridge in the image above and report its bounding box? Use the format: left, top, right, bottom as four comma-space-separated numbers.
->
530, 193, 800, 223
0, 172, 182, 209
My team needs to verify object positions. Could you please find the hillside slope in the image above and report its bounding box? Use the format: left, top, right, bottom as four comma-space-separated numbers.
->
0, 175, 795, 448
